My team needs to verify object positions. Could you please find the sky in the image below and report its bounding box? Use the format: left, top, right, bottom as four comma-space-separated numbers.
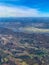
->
0, 0, 49, 17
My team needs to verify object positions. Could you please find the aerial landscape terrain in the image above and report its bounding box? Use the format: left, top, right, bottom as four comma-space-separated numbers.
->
0, 0, 49, 65
0, 17, 49, 65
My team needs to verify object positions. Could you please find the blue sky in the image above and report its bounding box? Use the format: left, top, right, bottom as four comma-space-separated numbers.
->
0, 0, 49, 17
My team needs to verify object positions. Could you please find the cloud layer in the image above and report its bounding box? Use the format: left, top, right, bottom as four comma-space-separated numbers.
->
0, 5, 49, 17
19, 27, 49, 33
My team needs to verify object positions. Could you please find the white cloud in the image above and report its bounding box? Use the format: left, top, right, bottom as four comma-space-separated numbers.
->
0, 5, 49, 17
